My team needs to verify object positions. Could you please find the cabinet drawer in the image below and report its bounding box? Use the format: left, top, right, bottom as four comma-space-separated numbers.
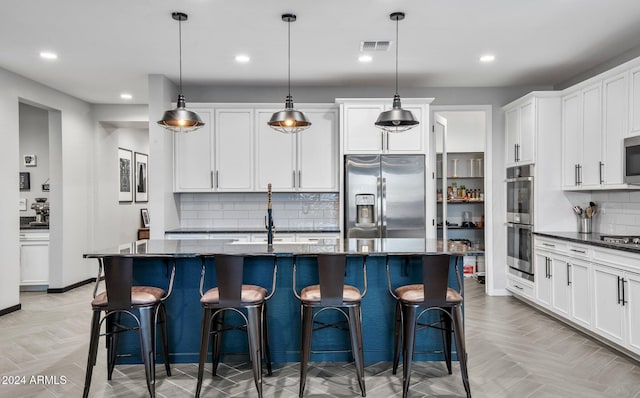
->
506, 275, 534, 299
566, 243, 591, 259
535, 237, 568, 253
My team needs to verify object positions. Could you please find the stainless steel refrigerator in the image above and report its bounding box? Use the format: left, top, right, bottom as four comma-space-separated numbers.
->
345, 155, 426, 238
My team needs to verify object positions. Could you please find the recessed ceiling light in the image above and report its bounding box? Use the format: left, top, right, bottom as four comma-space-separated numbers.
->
358, 55, 373, 63
480, 54, 495, 63
40, 52, 58, 60
235, 54, 250, 63
120, 93, 133, 100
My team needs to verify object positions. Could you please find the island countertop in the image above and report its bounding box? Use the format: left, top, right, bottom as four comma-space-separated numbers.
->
83, 238, 484, 258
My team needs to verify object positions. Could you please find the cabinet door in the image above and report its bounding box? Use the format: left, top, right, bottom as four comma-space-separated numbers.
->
602, 72, 629, 186
562, 92, 581, 189
255, 110, 296, 191
20, 241, 49, 285
342, 104, 385, 153
630, 65, 640, 136
626, 271, 640, 354
174, 108, 214, 192
505, 107, 520, 166
593, 264, 625, 345
570, 259, 592, 328
534, 252, 552, 307
580, 83, 603, 188
215, 109, 254, 191
297, 108, 338, 191
551, 256, 570, 317
518, 100, 535, 164
386, 104, 426, 153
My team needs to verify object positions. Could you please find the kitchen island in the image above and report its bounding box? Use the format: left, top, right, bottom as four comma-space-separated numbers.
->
84, 238, 479, 364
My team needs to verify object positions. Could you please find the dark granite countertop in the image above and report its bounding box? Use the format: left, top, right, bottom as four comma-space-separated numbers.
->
534, 231, 640, 254
165, 227, 340, 234
84, 238, 483, 258
20, 225, 50, 231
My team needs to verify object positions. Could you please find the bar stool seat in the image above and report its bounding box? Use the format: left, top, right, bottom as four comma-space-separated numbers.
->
91, 286, 166, 307
201, 285, 267, 304
395, 285, 463, 304
300, 284, 362, 302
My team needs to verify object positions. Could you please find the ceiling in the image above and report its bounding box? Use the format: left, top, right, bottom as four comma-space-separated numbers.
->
3, 0, 640, 104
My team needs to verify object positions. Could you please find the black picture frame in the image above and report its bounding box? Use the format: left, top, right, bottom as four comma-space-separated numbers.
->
134, 152, 148, 202
19, 172, 30, 191
141, 208, 150, 228
118, 148, 133, 202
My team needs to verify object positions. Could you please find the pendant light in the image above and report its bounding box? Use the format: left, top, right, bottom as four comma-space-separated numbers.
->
157, 12, 204, 133
268, 14, 311, 134
375, 12, 419, 133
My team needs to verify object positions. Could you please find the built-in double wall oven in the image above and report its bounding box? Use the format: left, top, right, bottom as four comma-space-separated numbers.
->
506, 164, 534, 281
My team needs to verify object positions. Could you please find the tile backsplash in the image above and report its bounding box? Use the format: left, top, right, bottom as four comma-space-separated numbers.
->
590, 191, 640, 235
178, 193, 339, 229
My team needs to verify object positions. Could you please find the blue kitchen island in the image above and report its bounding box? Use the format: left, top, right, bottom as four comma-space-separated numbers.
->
83, 238, 479, 365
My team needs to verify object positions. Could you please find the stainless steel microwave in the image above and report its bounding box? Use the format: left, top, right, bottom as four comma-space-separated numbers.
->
624, 135, 640, 185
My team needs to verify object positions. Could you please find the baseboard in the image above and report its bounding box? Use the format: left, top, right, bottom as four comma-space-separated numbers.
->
47, 278, 95, 293
0, 304, 21, 317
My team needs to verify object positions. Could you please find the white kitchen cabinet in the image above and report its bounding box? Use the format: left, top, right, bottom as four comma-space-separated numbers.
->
256, 107, 338, 192
19, 232, 50, 288
250, 233, 295, 243
174, 108, 215, 192
338, 98, 431, 154
630, 64, 640, 136
504, 97, 535, 166
214, 109, 254, 191
506, 273, 535, 300
602, 72, 629, 187
551, 255, 571, 317
626, 271, 640, 354
562, 91, 581, 189
569, 258, 592, 328
295, 233, 341, 242
535, 251, 552, 307
593, 263, 626, 346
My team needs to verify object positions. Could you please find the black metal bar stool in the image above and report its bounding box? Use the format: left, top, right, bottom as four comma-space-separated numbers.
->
83, 256, 176, 398
386, 254, 470, 398
293, 254, 368, 397
195, 254, 277, 398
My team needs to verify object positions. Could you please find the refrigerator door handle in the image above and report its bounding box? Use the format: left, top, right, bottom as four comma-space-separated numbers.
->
381, 177, 388, 237
377, 176, 383, 237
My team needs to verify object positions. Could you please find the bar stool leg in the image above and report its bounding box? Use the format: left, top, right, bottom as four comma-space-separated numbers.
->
106, 312, 120, 380
195, 308, 213, 398
452, 305, 471, 398
441, 310, 453, 375
347, 305, 366, 397
139, 307, 156, 398
392, 300, 402, 375
82, 310, 101, 398
299, 305, 314, 398
401, 304, 418, 398
211, 311, 224, 376
262, 303, 273, 376
158, 303, 171, 376
246, 306, 263, 398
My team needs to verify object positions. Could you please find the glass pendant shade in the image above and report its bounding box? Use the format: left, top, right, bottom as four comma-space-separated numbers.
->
267, 95, 311, 134
375, 12, 419, 133
158, 94, 205, 133
157, 12, 204, 133
268, 14, 311, 134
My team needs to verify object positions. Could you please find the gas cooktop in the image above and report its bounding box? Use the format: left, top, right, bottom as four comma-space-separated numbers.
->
601, 235, 640, 246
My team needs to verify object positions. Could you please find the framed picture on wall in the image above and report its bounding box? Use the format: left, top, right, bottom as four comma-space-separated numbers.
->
23, 154, 37, 167
19, 172, 30, 191
118, 148, 133, 202
134, 152, 148, 202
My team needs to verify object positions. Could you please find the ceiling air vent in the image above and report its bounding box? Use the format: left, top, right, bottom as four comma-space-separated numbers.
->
360, 41, 391, 52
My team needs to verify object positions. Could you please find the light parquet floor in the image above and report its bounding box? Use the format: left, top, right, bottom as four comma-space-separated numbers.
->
0, 280, 639, 397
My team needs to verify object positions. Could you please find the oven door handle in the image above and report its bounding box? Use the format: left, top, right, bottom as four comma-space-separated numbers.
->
506, 176, 534, 183
506, 222, 533, 230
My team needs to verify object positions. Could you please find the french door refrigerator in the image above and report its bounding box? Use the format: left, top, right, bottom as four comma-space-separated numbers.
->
345, 155, 426, 239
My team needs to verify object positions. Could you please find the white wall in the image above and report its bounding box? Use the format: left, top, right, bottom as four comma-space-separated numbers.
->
0, 66, 94, 311
435, 110, 486, 153
19, 103, 50, 218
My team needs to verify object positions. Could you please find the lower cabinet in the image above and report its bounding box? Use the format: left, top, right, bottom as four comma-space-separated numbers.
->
19, 232, 50, 288
569, 259, 592, 329
627, 272, 640, 354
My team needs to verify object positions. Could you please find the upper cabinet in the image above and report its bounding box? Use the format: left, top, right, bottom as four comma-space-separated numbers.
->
337, 98, 433, 154
255, 106, 338, 192
561, 69, 631, 190
174, 104, 338, 193
504, 97, 535, 166
630, 65, 640, 136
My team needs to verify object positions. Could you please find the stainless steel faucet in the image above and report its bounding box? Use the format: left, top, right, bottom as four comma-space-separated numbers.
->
265, 183, 274, 248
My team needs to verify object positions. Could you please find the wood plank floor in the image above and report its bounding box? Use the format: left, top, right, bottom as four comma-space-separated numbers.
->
1, 280, 639, 397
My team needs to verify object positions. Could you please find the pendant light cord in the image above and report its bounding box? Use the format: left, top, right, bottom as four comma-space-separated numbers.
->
287, 19, 291, 98
178, 17, 183, 93
395, 16, 399, 96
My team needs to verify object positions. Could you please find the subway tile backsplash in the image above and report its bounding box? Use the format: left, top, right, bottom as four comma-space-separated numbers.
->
591, 191, 640, 235
178, 193, 339, 230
